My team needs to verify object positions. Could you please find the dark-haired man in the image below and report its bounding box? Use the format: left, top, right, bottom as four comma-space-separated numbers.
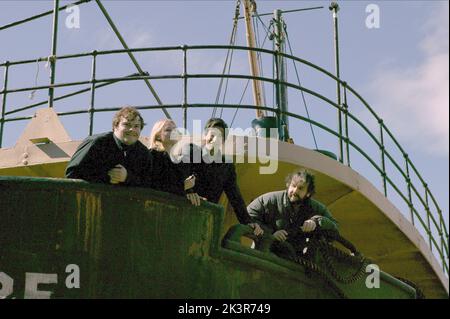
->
65, 106, 153, 187
247, 169, 339, 259
190, 118, 262, 235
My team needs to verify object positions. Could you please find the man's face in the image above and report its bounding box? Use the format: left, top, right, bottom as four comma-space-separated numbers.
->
287, 178, 310, 203
204, 126, 225, 152
113, 116, 142, 145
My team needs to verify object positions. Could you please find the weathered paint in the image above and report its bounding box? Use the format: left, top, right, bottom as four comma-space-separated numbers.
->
0, 176, 418, 299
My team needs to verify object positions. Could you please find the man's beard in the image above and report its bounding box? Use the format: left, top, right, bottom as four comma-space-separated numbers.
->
289, 194, 308, 205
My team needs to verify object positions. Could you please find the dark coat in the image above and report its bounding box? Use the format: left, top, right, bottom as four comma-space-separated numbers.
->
247, 190, 339, 235
247, 190, 339, 258
149, 148, 191, 196
65, 132, 153, 187
187, 145, 252, 225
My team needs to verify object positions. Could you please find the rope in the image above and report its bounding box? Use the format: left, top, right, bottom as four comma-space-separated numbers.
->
319, 239, 371, 284
29, 59, 41, 100
275, 239, 347, 298
298, 232, 424, 297
284, 23, 319, 149
294, 253, 348, 299
271, 231, 370, 298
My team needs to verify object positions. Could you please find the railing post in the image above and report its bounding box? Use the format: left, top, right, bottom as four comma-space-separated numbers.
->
438, 208, 446, 272
404, 154, 414, 225
329, 2, 344, 163
379, 120, 387, 197
48, 0, 60, 108
0, 62, 9, 148
424, 185, 432, 251
89, 51, 97, 136
274, 49, 282, 140
182, 45, 188, 130
342, 82, 350, 167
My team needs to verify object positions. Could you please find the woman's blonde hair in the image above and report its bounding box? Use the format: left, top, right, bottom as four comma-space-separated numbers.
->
149, 119, 176, 151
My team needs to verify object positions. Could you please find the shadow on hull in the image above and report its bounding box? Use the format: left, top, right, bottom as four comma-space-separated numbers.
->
0, 176, 416, 299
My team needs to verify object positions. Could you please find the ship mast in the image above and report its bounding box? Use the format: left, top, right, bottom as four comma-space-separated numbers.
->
273, 9, 289, 141
242, 0, 265, 118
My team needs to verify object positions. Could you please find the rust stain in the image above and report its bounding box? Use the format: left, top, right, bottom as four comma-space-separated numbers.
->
74, 191, 102, 257
188, 241, 205, 257
188, 214, 214, 257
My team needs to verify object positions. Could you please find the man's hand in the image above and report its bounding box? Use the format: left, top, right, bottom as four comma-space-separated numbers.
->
300, 219, 316, 233
273, 230, 288, 242
248, 223, 264, 236
108, 164, 128, 184
186, 192, 207, 206
184, 175, 196, 191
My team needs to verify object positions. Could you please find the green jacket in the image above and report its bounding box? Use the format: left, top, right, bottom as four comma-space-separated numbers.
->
247, 190, 339, 236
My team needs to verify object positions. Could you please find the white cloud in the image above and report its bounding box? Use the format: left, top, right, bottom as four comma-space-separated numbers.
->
92, 23, 154, 50
128, 29, 153, 49
187, 51, 248, 75
366, 3, 449, 157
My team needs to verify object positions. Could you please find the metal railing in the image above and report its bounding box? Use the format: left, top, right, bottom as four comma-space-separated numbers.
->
0, 45, 448, 275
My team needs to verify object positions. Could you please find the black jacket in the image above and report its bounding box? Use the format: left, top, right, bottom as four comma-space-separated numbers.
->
65, 132, 153, 187
189, 145, 252, 225
149, 148, 191, 196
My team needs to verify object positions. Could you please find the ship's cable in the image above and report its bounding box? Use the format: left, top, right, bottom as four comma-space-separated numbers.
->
230, 18, 274, 127
212, 0, 241, 118
284, 23, 319, 150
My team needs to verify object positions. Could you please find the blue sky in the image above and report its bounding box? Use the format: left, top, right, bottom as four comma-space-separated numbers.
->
0, 1, 448, 245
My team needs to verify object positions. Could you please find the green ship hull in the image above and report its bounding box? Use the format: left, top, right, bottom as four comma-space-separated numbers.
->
0, 176, 417, 299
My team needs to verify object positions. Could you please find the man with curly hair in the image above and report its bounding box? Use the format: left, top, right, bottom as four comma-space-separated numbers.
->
65, 106, 153, 187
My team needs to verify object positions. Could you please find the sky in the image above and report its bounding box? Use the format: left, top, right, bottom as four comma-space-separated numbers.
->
0, 0, 448, 262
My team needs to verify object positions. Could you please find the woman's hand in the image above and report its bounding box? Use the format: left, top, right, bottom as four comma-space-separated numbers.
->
184, 175, 196, 191
186, 192, 207, 206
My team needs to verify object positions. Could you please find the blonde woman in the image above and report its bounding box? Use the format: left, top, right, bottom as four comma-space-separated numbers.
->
149, 119, 202, 205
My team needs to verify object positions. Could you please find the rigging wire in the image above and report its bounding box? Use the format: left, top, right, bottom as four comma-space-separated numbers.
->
227, 8, 262, 121
284, 22, 319, 149
218, 47, 236, 118
253, 9, 268, 107
212, 0, 241, 119
253, 9, 272, 37
230, 13, 273, 126
230, 78, 251, 127
212, 30, 237, 118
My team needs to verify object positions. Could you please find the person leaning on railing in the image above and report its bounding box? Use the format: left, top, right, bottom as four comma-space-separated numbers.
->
148, 118, 202, 206
65, 106, 153, 187
187, 118, 263, 236
247, 169, 339, 260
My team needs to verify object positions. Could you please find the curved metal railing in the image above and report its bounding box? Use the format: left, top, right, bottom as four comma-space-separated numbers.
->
0, 45, 448, 275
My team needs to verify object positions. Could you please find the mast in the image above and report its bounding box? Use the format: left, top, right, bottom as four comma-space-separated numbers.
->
242, 0, 265, 118
273, 9, 289, 141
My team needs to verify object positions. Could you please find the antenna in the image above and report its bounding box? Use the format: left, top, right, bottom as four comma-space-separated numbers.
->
237, 6, 324, 19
